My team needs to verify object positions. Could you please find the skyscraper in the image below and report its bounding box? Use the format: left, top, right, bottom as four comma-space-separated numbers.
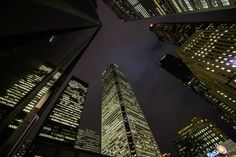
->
160, 54, 194, 84
102, 0, 236, 22
168, 0, 235, 14
38, 77, 88, 146
101, 64, 161, 157
175, 116, 228, 156
75, 128, 101, 154
160, 54, 236, 130
149, 23, 208, 46
102, 0, 175, 21
0, 64, 61, 146
177, 23, 236, 130
0, 0, 101, 156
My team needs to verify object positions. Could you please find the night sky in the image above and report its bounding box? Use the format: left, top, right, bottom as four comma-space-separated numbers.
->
69, 1, 236, 155
0, 1, 235, 156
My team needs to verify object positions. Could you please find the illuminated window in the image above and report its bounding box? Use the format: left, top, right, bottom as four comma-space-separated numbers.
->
171, 1, 182, 12
210, 0, 218, 7
199, 0, 209, 8
177, 0, 187, 11
134, 4, 151, 18
184, 0, 194, 10
221, 0, 230, 6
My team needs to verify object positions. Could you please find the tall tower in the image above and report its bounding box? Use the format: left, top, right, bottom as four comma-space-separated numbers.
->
102, 0, 236, 22
177, 23, 236, 130
38, 77, 88, 146
101, 64, 161, 157
160, 54, 236, 130
0, 0, 101, 156
102, 0, 175, 22
175, 116, 228, 156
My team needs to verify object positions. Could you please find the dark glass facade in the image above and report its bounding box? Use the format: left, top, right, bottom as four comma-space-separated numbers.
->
0, 0, 101, 156
160, 54, 236, 132
160, 54, 194, 84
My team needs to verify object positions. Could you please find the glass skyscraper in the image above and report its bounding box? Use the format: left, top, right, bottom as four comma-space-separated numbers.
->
169, 0, 235, 13
102, 0, 175, 21
101, 64, 161, 157
160, 54, 236, 131
102, 0, 235, 22
0, 0, 101, 156
177, 23, 236, 130
175, 116, 228, 156
38, 77, 88, 146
